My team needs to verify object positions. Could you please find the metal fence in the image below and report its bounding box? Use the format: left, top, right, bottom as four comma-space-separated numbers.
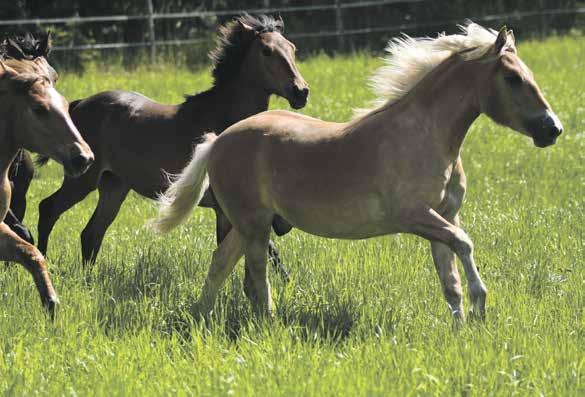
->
1, 0, 584, 63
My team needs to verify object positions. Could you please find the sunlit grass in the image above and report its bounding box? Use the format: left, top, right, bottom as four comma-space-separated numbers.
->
1, 35, 584, 395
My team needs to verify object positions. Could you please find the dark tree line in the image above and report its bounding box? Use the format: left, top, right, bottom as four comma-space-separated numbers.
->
0, 0, 581, 70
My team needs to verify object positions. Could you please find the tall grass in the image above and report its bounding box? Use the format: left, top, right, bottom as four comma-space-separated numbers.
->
1, 35, 584, 395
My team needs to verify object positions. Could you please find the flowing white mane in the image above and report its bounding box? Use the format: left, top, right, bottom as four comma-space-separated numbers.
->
355, 23, 501, 117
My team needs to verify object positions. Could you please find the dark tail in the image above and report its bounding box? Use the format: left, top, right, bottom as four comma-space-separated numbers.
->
35, 99, 83, 168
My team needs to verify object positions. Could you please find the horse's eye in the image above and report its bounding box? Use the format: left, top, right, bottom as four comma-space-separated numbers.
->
262, 46, 272, 57
505, 74, 523, 87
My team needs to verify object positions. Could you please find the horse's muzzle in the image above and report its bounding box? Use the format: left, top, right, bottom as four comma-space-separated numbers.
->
529, 111, 563, 148
288, 86, 309, 109
64, 152, 94, 177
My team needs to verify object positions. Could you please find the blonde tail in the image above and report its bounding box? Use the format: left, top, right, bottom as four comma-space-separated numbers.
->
150, 133, 217, 233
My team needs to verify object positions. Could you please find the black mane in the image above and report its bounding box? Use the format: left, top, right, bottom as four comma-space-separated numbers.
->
0, 31, 52, 60
211, 14, 283, 85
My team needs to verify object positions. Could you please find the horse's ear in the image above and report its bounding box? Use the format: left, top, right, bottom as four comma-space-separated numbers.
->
237, 19, 256, 34
7, 38, 26, 58
0, 60, 18, 79
494, 26, 509, 54
38, 31, 52, 56
506, 29, 517, 53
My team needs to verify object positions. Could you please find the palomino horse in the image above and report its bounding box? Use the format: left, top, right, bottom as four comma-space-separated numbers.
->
1, 33, 56, 244
153, 24, 563, 322
0, 36, 94, 313
37, 15, 308, 283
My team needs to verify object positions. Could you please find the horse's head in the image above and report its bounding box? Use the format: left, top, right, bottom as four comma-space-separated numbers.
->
477, 27, 563, 148
239, 15, 309, 109
0, 59, 93, 176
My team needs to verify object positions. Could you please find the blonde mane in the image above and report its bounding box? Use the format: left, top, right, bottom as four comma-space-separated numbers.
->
355, 23, 504, 118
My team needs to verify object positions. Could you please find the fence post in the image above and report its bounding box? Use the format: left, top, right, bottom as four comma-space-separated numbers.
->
146, 0, 156, 63
335, 0, 345, 51
538, 0, 548, 39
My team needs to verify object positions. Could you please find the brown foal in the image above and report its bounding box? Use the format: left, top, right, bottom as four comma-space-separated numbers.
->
37, 15, 308, 281
154, 24, 563, 323
1, 33, 56, 244
0, 40, 94, 313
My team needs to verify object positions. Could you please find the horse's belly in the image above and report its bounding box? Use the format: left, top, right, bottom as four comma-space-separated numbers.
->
273, 194, 401, 239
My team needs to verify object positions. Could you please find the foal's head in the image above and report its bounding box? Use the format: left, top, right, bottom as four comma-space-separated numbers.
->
0, 55, 93, 176
1, 31, 58, 83
211, 14, 309, 109
476, 27, 563, 147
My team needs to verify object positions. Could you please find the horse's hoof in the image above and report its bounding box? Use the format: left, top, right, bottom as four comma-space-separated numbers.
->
468, 308, 486, 323
43, 294, 60, 320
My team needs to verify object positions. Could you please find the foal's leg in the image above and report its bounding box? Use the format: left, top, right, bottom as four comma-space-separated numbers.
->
3, 208, 34, 244
214, 205, 289, 294
243, 229, 273, 317
38, 168, 100, 255
0, 222, 58, 314
198, 228, 244, 315
9, 153, 34, 221
431, 241, 464, 322
80, 172, 129, 266
410, 207, 487, 319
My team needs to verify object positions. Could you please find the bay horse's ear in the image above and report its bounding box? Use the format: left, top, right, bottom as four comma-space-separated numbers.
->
494, 26, 509, 54
38, 31, 53, 56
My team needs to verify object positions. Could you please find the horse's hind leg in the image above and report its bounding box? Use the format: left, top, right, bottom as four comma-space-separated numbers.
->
409, 206, 487, 320
80, 172, 129, 266
0, 222, 58, 316
214, 206, 289, 292
38, 167, 101, 256
198, 228, 245, 315
243, 228, 273, 317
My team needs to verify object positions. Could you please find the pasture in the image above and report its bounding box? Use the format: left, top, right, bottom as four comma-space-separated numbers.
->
1, 34, 584, 395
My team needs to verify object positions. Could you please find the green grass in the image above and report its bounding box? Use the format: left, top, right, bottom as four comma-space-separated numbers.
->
1, 34, 585, 396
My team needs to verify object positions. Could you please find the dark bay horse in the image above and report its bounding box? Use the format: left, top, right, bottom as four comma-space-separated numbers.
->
1, 33, 57, 244
37, 15, 308, 283
153, 24, 563, 322
5, 150, 35, 243
0, 36, 94, 313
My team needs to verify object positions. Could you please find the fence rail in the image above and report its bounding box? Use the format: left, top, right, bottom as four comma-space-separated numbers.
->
0, 1, 583, 56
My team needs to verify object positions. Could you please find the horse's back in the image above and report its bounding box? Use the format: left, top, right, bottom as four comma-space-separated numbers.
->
221, 110, 342, 142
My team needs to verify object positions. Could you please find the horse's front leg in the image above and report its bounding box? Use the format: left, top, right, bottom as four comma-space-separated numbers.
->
431, 239, 464, 323
3, 208, 34, 244
0, 222, 58, 316
409, 206, 487, 320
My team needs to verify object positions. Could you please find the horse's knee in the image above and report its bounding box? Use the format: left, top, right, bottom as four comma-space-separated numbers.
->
449, 228, 473, 258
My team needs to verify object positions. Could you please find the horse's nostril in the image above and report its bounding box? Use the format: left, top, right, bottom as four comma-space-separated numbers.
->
549, 127, 562, 139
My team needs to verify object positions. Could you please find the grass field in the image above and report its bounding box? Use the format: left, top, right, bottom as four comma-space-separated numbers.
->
1, 33, 584, 396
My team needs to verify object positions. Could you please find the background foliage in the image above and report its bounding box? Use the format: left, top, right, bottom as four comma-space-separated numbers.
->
1, 0, 583, 70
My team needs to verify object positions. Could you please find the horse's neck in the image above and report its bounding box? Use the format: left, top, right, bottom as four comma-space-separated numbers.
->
217, 80, 270, 126
369, 57, 480, 159
181, 79, 270, 132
